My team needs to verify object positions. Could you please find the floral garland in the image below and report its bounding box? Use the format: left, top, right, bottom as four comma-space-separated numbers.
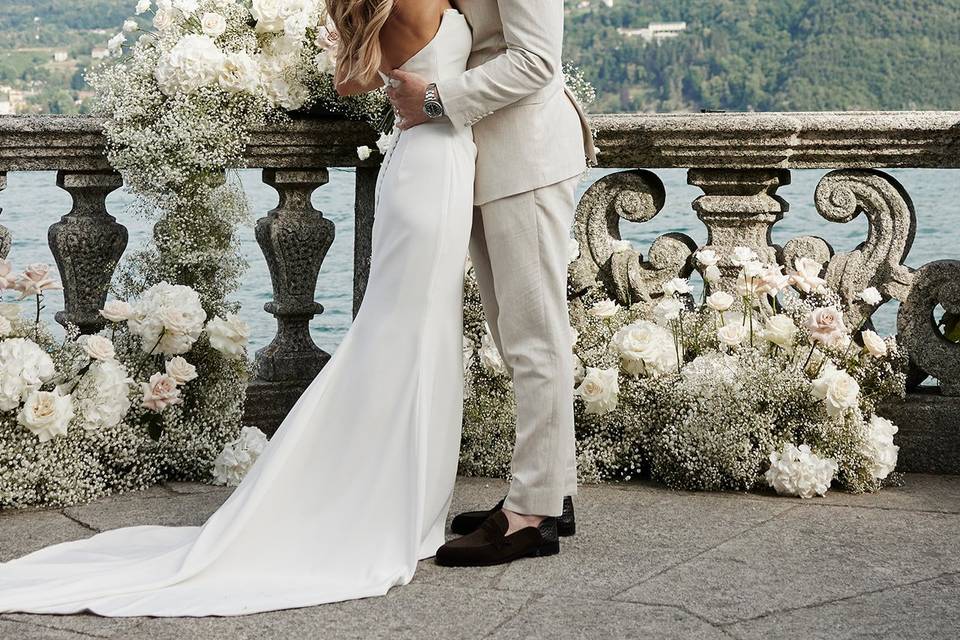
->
463, 245, 905, 499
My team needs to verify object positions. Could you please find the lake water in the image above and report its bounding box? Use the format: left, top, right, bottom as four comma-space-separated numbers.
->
1, 167, 958, 353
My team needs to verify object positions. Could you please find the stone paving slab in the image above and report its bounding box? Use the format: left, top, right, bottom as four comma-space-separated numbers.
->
0, 474, 957, 639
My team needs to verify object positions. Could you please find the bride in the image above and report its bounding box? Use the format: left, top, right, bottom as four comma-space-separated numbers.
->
0, 0, 478, 616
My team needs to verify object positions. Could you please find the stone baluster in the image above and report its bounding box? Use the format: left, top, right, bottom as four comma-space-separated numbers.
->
253, 168, 335, 383
48, 170, 126, 334
688, 168, 790, 283
352, 166, 378, 318
0, 172, 9, 259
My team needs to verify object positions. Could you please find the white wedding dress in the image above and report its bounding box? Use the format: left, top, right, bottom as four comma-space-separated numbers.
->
0, 9, 476, 617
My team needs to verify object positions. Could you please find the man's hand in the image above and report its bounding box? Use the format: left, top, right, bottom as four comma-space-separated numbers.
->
385, 69, 430, 130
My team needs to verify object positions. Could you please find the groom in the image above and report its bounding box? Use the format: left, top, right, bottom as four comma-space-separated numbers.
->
388, 0, 596, 566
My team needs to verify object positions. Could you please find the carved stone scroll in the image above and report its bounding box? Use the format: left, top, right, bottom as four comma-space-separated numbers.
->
897, 260, 960, 396
570, 169, 696, 311
784, 169, 916, 329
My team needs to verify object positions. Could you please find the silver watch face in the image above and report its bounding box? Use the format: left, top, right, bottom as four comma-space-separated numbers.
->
423, 101, 444, 119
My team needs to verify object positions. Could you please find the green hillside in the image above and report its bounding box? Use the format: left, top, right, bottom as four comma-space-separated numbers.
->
1, 0, 958, 113
564, 0, 960, 112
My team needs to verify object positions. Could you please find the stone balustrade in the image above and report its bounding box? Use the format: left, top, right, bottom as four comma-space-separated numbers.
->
1, 112, 958, 473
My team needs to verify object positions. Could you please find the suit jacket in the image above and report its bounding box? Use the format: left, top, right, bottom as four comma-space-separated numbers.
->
435, 0, 597, 206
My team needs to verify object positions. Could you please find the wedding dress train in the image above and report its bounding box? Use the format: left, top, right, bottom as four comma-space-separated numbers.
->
0, 9, 476, 616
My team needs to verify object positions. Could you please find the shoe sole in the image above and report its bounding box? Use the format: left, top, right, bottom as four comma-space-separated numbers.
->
436, 540, 560, 567
451, 520, 576, 537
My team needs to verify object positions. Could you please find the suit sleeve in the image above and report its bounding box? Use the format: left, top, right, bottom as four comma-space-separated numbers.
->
435, 0, 563, 129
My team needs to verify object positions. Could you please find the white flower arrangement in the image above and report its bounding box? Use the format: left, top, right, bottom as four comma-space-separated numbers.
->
0, 261, 254, 508
462, 247, 907, 497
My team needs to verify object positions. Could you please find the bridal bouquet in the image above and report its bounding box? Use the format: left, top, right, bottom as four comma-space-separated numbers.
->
463, 246, 906, 498
0, 257, 253, 507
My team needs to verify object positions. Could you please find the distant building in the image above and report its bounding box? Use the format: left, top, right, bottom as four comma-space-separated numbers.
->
91, 47, 109, 60
0, 94, 13, 116
619, 21, 688, 43
53, 50, 69, 63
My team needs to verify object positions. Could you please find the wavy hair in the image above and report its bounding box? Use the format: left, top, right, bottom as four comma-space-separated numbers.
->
328, 0, 395, 85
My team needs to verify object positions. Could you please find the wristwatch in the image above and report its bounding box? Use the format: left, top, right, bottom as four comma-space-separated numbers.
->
423, 83, 445, 119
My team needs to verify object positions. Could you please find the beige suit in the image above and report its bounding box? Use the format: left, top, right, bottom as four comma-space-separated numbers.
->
436, 0, 596, 517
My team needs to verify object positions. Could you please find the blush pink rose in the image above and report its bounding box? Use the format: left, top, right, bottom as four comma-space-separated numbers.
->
805, 306, 847, 347
141, 372, 183, 412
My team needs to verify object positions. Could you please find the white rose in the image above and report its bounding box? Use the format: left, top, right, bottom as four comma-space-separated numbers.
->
653, 298, 682, 325
706, 291, 734, 312
206, 313, 250, 359
857, 287, 883, 306
588, 299, 620, 319
165, 355, 198, 384
575, 366, 619, 415
763, 314, 798, 351
811, 363, 860, 417
123, 19, 139, 33
703, 264, 722, 283
141, 372, 182, 412
805, 306, 847, 347
568, 238, 581, 264
14, 262, 63, 300
127, 282, 207, 355
861, 330, 887, 358
136, 0, 151, 13
730, 246, 759, 267
789, 257, 827, 294
107, 32, 126, 54
153, 7, 175, 30
201, 12, 227, 37
612, 320, 677, 377
860, 415, 899, 480
81, 334, 116, 361
100, 300, 133, 322
717, 320, 748, 347
696, 249, 719, 267
218, 51, 260, 93
356, 146, 372, 161
252, 0, 285, 33
662, 277, 692, 297
18, 388, 74, 443
314, 49, 336, 74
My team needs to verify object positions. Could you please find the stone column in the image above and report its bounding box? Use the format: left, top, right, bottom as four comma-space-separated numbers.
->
253, 168, 335, 383
48, 170, 126, 334
688, 168, 790, 281
352, 166, 378, 318
0, 172, 9, 259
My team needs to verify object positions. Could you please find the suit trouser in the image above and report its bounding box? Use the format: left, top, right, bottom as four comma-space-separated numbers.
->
468, 174, 580, 517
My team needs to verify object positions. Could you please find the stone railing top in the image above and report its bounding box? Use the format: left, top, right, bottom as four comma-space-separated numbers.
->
1, 111, 959, 172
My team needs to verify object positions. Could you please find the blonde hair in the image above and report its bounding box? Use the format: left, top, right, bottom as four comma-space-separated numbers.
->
328, 0, 395, 85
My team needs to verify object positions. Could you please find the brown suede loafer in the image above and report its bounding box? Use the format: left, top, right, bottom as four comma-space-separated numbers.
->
450, 495, 576, 537
435, 510, 560, 567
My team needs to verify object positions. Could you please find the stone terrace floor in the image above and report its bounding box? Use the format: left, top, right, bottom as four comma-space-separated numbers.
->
1, 475, 959, 640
